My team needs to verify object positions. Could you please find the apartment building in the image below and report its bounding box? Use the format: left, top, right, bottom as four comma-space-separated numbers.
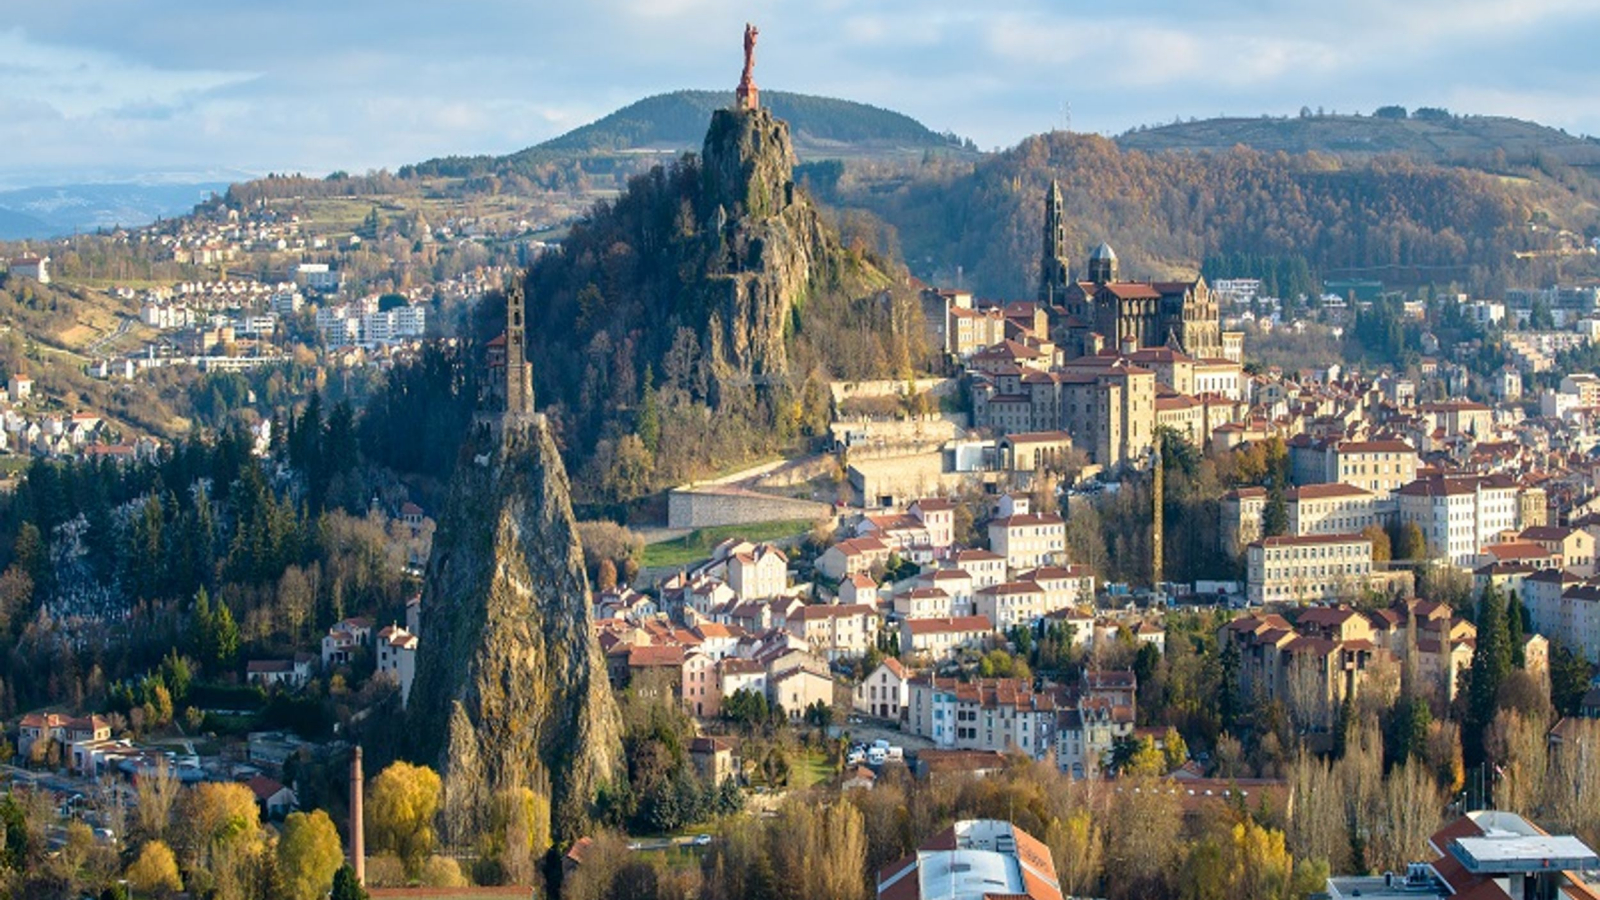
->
1397, 474, 1518, 566
1246, 533, 1374, 605
905, 676, 1061, 760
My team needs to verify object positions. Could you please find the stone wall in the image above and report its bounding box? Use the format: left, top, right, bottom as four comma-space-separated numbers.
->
667, 484, 834, 529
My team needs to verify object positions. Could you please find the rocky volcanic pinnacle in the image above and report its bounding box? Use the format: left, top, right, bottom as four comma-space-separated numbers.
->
698, 105, 848, 395
406, 415, 622, 846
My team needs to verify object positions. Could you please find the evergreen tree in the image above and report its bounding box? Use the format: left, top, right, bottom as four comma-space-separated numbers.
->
1262, 487, 1289, 537
638, 365, 661, 453
330, 865, 369, 900
192, 587, 214, 664
211, 600, 240, 673
1466, 583, 1511, 767
1507, 591, 1526, 668
1333, 693, 1355, 760
1219, 639, 1242, 729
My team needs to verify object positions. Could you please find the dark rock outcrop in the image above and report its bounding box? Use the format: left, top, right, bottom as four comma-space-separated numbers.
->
406, 414, 622, 846
697, 106, 868, 399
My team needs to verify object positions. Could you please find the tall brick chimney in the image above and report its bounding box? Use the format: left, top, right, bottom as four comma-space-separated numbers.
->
350, 746, 365, 885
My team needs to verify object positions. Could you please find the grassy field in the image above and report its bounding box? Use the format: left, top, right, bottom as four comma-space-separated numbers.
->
789, 749, 836, 790
640, 518, 816, 569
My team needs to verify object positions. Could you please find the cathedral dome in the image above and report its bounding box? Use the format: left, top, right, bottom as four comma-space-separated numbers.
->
1090, 242, 1117, 261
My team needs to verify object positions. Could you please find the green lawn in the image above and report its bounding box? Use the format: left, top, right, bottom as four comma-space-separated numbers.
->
641, 519, 816, 569
789, 749, 835, 790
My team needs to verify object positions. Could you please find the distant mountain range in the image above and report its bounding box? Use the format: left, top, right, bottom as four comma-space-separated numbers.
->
0, 182, 231, 241
1116, 111, 1600, 168
401, 89, 975, 179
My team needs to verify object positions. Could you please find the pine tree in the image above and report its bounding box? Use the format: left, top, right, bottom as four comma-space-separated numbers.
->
638, 365, 661, 453
211, 599, 240, 673
1262, 487, 1289, 537
192, 587, 214, 664
1507, 591, 1526, 668
1466, 583, 1511, 767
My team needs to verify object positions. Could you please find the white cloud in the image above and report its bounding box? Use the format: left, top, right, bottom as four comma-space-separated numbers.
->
0, 28, 254, 119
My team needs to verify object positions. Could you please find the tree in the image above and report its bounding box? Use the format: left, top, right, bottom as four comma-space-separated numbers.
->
330, 864, 370, 900
179, 781, 264, 897
1395, 523, 1427, 562
1262, 487, 1288, 538
1047, 808, 1103, 898
126, 839, 183, 897
1362, 525, 1392, 563
1507, 592, 1526, 668
1550, 643, 1593, 716
1369, 760, 1441, 874
135, 756, 181, 841
1466, 584, 1513, 767
596, 558, 619, 593
1106, 777, 1183, 900
1162, 726, 1189, 773
278, 809, 344, 900
366, 761, 441, 880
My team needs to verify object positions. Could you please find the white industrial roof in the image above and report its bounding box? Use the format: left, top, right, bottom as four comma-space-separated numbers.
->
1453, 834, 1599, 872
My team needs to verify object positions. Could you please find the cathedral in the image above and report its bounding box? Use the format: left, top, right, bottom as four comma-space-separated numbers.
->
1038, 181, 1222, 359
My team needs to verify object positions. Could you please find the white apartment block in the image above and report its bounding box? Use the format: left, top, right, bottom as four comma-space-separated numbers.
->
1398, 474, 1519, 567
1522, 573, 1600, 665
987, 513, 1066, 570
1246, 533, 1374, 605
1289, 483, 1381, 536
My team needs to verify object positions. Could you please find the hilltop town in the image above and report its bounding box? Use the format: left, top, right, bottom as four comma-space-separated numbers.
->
8, 24, 1600, 900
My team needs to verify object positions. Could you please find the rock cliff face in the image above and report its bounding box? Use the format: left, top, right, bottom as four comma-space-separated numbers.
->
697, 106, 851, 397
406, 414, 622, 846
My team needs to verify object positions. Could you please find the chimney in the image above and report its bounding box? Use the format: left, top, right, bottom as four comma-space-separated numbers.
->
1119, 335, 1137, 356
350, 746, 365, 885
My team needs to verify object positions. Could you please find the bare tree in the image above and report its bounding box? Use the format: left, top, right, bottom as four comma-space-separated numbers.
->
1288, 750, 1349, 873
1369, 760, 1442, 873
1546, 718, 1600, 849
135, 756, 180, 842
1488, 708, 1549, 817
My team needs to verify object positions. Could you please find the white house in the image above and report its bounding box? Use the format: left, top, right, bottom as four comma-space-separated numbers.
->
853, 657, 910, 720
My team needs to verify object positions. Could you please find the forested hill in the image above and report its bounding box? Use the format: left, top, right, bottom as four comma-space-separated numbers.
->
1117, 110, 1600, 169
402, 90, 975, 179
836, 130, 1600, 299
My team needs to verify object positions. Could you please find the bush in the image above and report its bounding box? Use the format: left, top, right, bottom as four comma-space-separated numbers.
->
422, 856, 468, 887
363, 854, 407, 887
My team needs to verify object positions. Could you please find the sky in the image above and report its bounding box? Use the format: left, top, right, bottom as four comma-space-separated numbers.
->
4, 0, 1600, 188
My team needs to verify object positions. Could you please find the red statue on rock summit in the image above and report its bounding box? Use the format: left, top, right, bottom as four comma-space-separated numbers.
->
736, 23, 759, 111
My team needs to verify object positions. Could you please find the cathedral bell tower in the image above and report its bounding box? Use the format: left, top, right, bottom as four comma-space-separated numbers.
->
1038, 180, 1071, 304
505, 278, 533, 417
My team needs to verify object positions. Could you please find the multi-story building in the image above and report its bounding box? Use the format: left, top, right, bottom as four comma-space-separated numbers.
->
1523, 572, 1600, 664
376, 624, 419, 707
974, 581, 1047, 630
1289, 483, 1381, 536
853, 658, 909, 720
952, 549, 1007, 589
1055, 696, 1135, 779
901, 615, 994, 659
1292, 438, 1420, 497
728, 544, 788, 600
987, 513, 1066, 570
1222, 487, 1267, 552
970, 353, 1157, 471
905, 676, 1061, 760
783, 603, 879, 661
1246, 534, 1374, 605
1397, 474, 1519, 566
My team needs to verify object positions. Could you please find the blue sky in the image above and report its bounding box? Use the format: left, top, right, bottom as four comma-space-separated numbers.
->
4, 0, 1600, 187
